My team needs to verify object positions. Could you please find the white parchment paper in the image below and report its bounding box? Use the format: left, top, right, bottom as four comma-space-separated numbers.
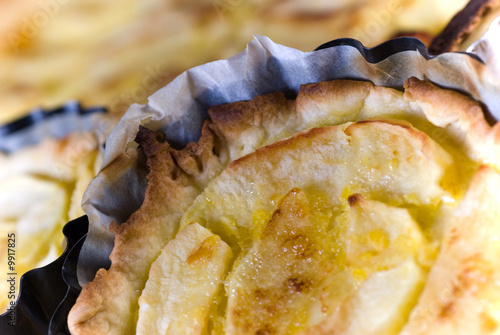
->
78, 35, 500, 285
468, 16, 500, 80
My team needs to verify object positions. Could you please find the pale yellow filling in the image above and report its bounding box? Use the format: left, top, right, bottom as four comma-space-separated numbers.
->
138, 117, 476, 334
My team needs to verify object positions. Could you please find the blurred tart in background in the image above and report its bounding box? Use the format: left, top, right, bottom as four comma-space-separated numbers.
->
0, 0, 470, 123
0, 130, 105, 312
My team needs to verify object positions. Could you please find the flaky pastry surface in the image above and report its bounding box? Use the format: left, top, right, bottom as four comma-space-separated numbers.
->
69, 77, 500, 334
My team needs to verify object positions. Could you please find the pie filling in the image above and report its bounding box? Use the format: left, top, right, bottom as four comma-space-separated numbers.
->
138, 119, 475, 334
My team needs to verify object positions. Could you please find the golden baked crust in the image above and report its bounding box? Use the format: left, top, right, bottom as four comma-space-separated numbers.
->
429, 0, 500, 54
68, 126, 219, 334
69, 77, 500, 334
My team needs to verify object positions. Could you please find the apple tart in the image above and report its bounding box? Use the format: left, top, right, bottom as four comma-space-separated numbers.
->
68, 77, 500, 335
0, 131, 105, 313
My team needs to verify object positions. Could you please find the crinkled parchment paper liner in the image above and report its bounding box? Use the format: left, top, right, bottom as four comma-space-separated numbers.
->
79, 35, 500, 285
468, 16, 500, 79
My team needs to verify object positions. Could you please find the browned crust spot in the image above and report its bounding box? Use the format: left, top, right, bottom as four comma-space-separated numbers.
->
404, 77, 480, 108
296, 79, 373, 115
208, 91, 290, 143
186, 235, 219, 266
68, 125, 221, 335
404, 77, 492, 151
437, 254, 484, 319
347, 193, 362, 206
429, 0, 500, 54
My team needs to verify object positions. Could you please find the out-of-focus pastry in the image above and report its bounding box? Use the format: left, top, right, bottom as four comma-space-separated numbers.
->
0, 128, 109, 313
0, 0, 468, 123
429, 0, 500, 54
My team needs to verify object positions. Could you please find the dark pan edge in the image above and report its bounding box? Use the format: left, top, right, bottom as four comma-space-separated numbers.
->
0, 102, 107, 153
314, 36, 484, 63
0, 216, 88, 335
49, 223, 88, 335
